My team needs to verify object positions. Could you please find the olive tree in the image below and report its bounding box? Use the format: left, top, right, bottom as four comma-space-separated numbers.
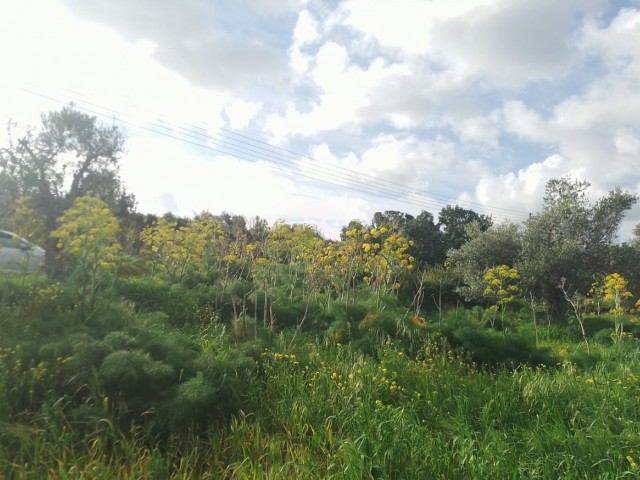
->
447, 222, 522, 302
0, 105, 133, 266
519, 177, 637, 313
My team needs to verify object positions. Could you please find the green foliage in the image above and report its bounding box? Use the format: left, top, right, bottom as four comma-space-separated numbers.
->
448, 222, 522, 301
0, 105, 133, 266
115, 276, 215, 326
438, 204, 493, 250
566, 350, 601, 369
440, 316, 556, 366
520, 177, 637, 311
5, 158, 640, 477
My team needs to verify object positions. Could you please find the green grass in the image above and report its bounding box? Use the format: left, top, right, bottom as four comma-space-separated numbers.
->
3, 338, 640, 478
2, 272, 640, 478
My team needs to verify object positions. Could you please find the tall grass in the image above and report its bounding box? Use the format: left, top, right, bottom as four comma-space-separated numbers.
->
2, 272, 639, 478
3, 337, 639, 478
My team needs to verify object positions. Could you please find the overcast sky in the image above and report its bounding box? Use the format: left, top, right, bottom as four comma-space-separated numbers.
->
1, 0, 640, 239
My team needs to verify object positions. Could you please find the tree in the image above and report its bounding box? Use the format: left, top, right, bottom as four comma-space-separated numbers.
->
438, 205, 492, 251
632, 223, 640, 249
340, 219, 367, 241
447, 222, 521, 301
519, 177, 637, 313
371, 210, 414, 231
0, 105, 134, 266
403, 210, 447, 267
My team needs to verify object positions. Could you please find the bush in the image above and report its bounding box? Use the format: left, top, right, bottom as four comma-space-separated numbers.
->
163, 348, 255, 432
441, 317, 556, 366
99, 350, 175, 411
116, 277, 216, 326
567, 350, 601, 368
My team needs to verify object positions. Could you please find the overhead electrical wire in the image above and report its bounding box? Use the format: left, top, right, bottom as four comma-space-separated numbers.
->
135, 103, 531, 219
16, 83, 531, 223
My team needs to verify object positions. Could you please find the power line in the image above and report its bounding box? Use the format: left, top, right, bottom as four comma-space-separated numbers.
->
16, 84, 530, 222
131, 100, 531, 218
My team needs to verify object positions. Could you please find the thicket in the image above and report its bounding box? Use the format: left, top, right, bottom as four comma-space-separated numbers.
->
2, 108, 640, 477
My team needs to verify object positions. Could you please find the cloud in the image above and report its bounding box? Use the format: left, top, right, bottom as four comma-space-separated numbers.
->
293, 9, 320, 45
342, 0, 492, 55
59, 0, 289, 91
428, 0, 602, 87
267, 41, 409, 140
502, 101, 552, 143
4, 0, 640, 241
0, 1, 234, 134
271, 0, 607, 142
581, 7, 640, 68
224, 99, 263, 130
244, 0, 307, 16
299, 134, 492, 220
450, 110, 503, 147
343, 0, 603, 88
495, 7, 640, 189
119, 130, 371, 239
469, 154, 566, 217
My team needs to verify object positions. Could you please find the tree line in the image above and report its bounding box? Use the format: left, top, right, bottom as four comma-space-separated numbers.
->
2, 105, 640, 326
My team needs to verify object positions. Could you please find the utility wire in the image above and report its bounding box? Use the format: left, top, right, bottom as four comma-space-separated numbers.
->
57, 83, 531, 218
17, 84, 530, 222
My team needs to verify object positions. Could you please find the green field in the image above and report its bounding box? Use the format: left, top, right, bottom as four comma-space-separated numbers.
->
1, 270, 640, 479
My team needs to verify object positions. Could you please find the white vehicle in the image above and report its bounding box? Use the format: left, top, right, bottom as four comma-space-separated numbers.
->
0, 230, 46, 273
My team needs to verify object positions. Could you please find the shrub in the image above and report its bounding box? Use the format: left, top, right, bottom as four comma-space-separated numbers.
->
441, 317, 556, 366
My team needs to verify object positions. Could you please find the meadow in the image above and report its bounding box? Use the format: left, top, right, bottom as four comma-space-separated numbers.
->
1, 271, 639, 479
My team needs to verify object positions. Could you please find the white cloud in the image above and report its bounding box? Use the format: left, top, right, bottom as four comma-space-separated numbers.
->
502, 101, 552, 143
495, 7, 640, 189
470, 154, 567, 219
614, 131, 640, 156
244, 0, 307, 16
3, 0, 640, 241
59, 0, 289, 91
342, 0, 494, 55
428, 0, 602, 87
300, 134, 492, 220
343, 0, 602, 88
293, 10, 320, 45
120, 130, 371, 239
449, 110, 503, 147
581, 7, 640, 68
0, 1, 231, 133
267, 41, 412, 140
224, 99, 263, 130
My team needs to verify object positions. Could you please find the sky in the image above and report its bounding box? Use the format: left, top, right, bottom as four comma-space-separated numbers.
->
1, 0, 640, 240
